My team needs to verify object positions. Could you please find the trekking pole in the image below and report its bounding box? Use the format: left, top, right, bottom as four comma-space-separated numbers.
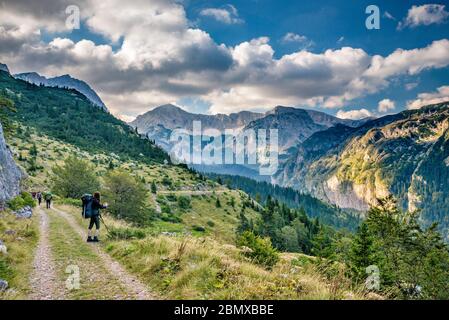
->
99, 215, 112, 235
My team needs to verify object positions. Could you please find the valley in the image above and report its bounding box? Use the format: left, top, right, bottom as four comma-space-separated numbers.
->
0, 66, 448, 300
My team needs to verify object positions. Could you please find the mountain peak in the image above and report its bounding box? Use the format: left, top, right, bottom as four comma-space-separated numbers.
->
0, 63, 10, 74
54, 74, 74, 80
153, 104, 185, 112
271, 106, 299, 113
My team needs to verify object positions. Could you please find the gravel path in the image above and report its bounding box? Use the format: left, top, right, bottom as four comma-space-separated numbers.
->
52, 207, 156, 300
151, 194, 162, 214
28, 208, 64, 300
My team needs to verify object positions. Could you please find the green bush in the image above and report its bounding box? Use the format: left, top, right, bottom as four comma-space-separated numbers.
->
192, 225, 206, 232
237, 231, 279, 269
55, 197, 82, 207
102, 169, 151, 226
161, 204, 171, 214
161, 213, 182, 223
166, 194, 177, 202
51, 156, 100, 198
107, 227, 147, 240
7, 192, 36, 211
20, 192, 36, 208
177, 196, 191, 210
207, 220, 215, 227
7, 197, 24, 211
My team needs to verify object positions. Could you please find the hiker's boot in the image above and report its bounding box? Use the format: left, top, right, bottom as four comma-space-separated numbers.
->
93, 236, 99, 242
87, 236, 93, 242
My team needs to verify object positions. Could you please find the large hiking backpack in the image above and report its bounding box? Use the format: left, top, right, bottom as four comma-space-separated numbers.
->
81, 194, 94, 219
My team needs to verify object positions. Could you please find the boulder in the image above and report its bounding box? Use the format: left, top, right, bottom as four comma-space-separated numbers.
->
0, 279, 8, 292
13, 205, 32, 219
0, 242, 6, 255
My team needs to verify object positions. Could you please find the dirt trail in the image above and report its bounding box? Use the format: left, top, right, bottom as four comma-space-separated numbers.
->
51, 207, 156, 300
151, 193, 162, 214
28, 208, 64, 300
158, 189, 227, 196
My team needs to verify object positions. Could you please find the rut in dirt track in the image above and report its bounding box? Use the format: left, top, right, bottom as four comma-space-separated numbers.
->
51, 207, 156, 300
28, 208, 64, 300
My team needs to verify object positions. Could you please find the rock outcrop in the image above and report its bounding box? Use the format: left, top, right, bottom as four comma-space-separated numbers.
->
13, 205, 33, 219
0, 63, 9, 74
0, 122, 22, 205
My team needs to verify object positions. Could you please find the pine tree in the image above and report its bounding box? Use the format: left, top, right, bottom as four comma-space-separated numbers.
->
151, 181, 157, 194
348, 222, 375, 282
237, 209, 250, 234
30, 143, 38, 157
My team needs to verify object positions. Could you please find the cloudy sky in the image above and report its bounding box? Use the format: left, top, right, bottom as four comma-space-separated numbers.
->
1, 0, 449, 121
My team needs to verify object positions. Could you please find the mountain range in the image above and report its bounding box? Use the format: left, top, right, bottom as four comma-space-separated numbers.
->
131, 102, 449, 239
131, 104, 370, 153
2, 60, 448, 239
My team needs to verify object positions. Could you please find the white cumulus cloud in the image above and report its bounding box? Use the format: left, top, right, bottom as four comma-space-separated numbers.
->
407, 86, 449, 109
1, 0, 449, 117
399, 4, 449, 29
199, 5, 243, 24
336, 108, 373, 120
378, 99, 396, 113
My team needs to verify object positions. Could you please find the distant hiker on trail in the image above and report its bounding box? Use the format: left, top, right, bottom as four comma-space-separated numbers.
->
82, 192, 107, 243
44, 192, 53, 209
37, 192, 42, 206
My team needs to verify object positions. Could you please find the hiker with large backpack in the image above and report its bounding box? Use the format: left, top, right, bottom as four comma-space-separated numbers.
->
44, 192, 53, 209
81, 192, 107, 242
37, 192, 42, 206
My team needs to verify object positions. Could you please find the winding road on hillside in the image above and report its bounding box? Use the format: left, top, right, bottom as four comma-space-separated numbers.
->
28, 206, 156, 300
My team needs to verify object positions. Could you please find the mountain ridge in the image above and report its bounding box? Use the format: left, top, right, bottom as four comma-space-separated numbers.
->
14, 71, 108, 111
275, 101, 449, 239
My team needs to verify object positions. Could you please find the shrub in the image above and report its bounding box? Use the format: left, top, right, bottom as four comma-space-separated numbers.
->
161, 214, 182, 223
192, 225, 206, 232
151, 181, 157, 194
177, 196, 191, 210
207, 220, 215, 227
7, 192, 36, 211
161, 176, 172, 186
237, 231, 279, 269
161, 204, 171, 214
7, 196, 24, 211
19, 192, 35, 208
51, 156, 100, 198
102, 169, 151, 226
166, 194, 177, 202
107, 227, 147, 240
55, 198, 82, 207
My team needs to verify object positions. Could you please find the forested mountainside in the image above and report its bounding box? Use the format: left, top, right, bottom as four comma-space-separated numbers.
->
0, 70, 168, 164
276, 102, 449, 239
14, 72, 108, 111
204, 172, 360, 231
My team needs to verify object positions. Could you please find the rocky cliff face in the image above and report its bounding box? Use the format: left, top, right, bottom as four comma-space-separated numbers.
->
0, 63, 9, 74
0, 122, 21, 204
275, 102, 449, 237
